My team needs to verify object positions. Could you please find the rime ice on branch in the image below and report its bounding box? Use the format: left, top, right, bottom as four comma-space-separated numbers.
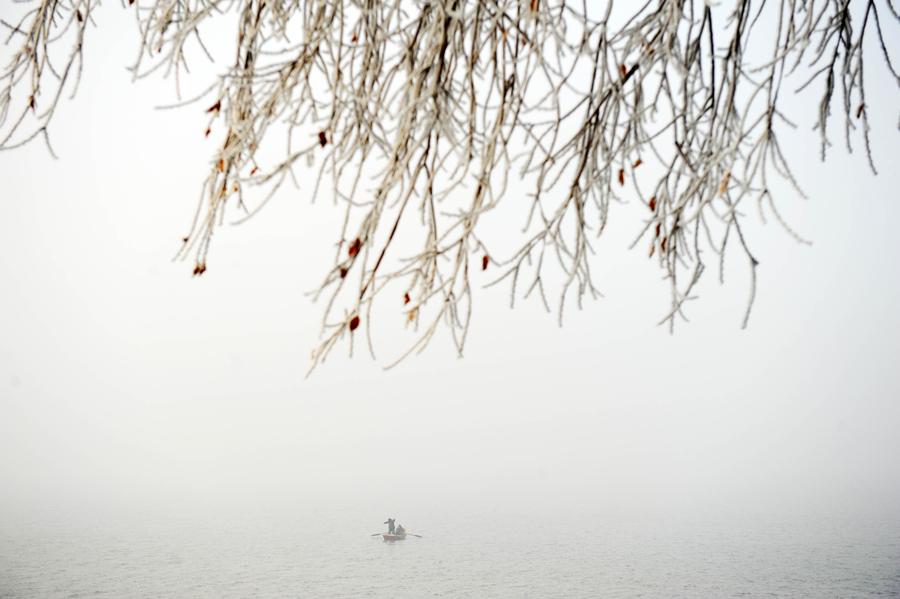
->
2, 1, 898, 369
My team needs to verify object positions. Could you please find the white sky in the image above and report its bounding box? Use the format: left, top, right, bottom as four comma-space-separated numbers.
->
1, 6, 899, 527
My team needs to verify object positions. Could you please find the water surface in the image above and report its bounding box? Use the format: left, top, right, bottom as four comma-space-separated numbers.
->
2, 511, 898, 597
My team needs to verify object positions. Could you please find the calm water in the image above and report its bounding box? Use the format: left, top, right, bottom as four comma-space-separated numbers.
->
1, 511, 898, 598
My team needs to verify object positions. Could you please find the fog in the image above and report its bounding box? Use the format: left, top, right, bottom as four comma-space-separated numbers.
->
1, 9, 899, 531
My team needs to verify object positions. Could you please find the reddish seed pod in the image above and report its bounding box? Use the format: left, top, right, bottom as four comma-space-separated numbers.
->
654, 223, 661, 238
648, 196, 656, 211
339, 267, 348, 279
403, 292, 411, 304
318, 131, 328, 147
632, 158, 642, 168
482, 255, 489, 271
348, 238, 361, 258
250, 166, 259, 175
349, 315, 360, 331
619, 64, 627, 78
206, 100, 221, 114
618, 169, 625, 186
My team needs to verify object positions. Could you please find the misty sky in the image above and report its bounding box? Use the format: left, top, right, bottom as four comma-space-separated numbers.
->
1, 7, 899, 528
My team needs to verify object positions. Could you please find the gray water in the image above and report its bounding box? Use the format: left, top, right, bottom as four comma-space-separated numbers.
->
2, 511, 898, 598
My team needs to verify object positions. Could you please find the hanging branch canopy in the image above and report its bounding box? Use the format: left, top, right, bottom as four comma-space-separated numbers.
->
2, 0, 898, 369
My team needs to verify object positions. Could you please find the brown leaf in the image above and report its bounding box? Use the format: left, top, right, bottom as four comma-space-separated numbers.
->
318, 131, 328, 147
350, 32, 358, 43
206, 100, 221, 114
856, 103, 865, 119
654, 223, 661, 239
339, 267, 348, 279
619, 64, 627, 79
403, 292, 411, 304
618, 168, 625, 186
28, 95, 35, 110
648, 196, 656, 211
193, 262, 207, 276
182, 236, 189, 244
204, 127, 211, 138
76, 10, 82, 22
661, 236, 667, 252
719, 171, 731, 195
482, 255, 489, 270
217, 159, 225, 172
250, 166, 258, 175
530, 0, 539, 12
407, 309, 417, 323
632, 158, 642, 168
348, 238, 361, 258
349, 315, 360, 331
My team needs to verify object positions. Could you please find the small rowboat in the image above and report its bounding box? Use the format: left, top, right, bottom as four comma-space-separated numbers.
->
381, 533, 406, 541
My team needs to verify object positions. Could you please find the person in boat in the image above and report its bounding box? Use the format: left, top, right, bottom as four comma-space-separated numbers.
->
395, 524, 405, 536
384, 518, 396, 534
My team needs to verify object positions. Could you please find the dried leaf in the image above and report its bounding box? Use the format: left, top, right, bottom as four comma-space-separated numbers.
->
619, 64, 627, 78
348, 238, 361, 258
339, 267, 348, 279
250, 166, 258, 175
204, 127, 211, 138
403, 292, 411, 304
482, 255, 489, 270
856, 103, 865, 119
719, 171, 731, 195
349, 315, 360, 331
648, 196, 656, 211
217, 159, 225, 172
318, 131, 328, 147
618, 168, 625, 186
632, 158, 642, 168
206, 100, 221, 114
654, 223, 661, 238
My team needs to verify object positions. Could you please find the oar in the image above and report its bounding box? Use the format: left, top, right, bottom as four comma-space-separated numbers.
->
370, 532, 384, 536
407, 533, 423, 538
